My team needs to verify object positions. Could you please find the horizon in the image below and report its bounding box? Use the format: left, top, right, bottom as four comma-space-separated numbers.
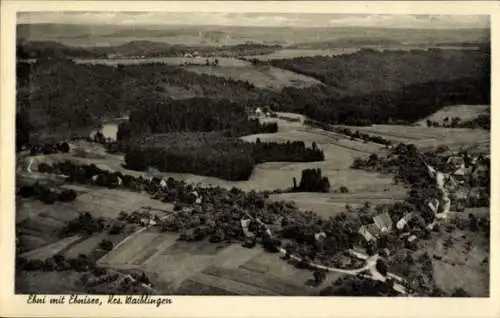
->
17, 12, 490, 29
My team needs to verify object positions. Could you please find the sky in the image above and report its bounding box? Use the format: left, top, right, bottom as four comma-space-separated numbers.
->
18, 12, 490, 29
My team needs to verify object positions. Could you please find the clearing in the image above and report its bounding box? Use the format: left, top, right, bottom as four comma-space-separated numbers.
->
414, 105, 490, 126
182, 64, 321, 90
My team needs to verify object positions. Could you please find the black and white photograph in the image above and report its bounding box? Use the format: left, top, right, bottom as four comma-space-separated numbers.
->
9, 3, 493, 303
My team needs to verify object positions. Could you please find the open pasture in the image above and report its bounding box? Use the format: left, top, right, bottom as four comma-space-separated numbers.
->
421, 228, 489, 297
19, 235, 84, 261
239, 250, 345, 292
201, 265, 311, 296
98, 231, 179, 268
353, 125, 490, 150
415, 105, 490, 126
74, 188, 175, 219
183, 64, 321, 90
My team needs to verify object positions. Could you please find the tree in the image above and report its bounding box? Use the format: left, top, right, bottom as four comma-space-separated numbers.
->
58, 189, 77, 202
99, 239, 114, 252
375, 259, 388, 276
313, 270, 327, 286
59, 142, 70, 153
451, 288, 470, 297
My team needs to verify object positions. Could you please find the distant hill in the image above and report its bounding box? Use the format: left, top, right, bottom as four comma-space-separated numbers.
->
268, 48, 490, 96
17, 23, 490, 47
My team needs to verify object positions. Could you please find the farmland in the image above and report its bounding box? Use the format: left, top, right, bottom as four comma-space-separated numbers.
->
345, 124, 490, 152
182, 64, 321, 90
414, 105, 490, 127
74, 56, 321, 91
97, 228, 318, 295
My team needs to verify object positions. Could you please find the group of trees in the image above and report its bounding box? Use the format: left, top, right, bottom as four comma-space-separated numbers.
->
309, 123, 394, 146
319, 275, 398, 296
28, 141, 70, 155
17, 182, 77, 204
426, 116, 462, 128
60, 212, 105, 237
16, 253, 94, 273
122, 133, 323, 181
293, 168, 331, 193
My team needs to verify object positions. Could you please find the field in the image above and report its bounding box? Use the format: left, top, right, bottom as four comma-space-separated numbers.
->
15, 180, 174, 254
19, 235, 84, 261
419, 221, 490, 297
16, 271, 86, 294
182, 64, 322, 90
414, 105, 490, 126
74, 56, 321, 91
97, 228, 321, 295
347, 124, 490, 152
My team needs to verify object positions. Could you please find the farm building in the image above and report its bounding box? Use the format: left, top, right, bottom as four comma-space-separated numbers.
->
396, 212, 414, 230
373, 212, 393, 233
358, 224, 382, 242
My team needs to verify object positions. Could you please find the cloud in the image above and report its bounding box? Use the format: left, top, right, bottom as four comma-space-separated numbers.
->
17, 12, 489, 29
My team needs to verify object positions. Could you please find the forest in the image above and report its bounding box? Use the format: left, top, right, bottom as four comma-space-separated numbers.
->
117, 98, 276, 138
268, 48, 490, 96
116, 99, 322, 180
124, 133, 324, 181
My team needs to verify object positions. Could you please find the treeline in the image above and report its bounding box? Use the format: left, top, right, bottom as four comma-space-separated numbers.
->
305, 119, 394, 145
17, 182, 77, 204
124, 133, 324, 181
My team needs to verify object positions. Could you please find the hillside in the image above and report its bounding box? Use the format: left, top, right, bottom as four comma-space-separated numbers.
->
268, 48, 490, 95
16, 60, 267, 142
414, 105, 490, 127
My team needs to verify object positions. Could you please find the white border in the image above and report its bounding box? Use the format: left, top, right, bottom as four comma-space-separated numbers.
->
1, 1, 499, 318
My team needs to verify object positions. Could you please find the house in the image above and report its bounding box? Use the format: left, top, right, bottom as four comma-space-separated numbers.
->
314, 231, 327, 242
373, 212, 393, 233
407, 235, 418, 242
255, 107, 263, 117
396, 212, 414, 230
140, 217, 157, 227
358, 224, 382, 242
240, 219, 255, 238
160, 179, 167, 189
359, 225, 376, 242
